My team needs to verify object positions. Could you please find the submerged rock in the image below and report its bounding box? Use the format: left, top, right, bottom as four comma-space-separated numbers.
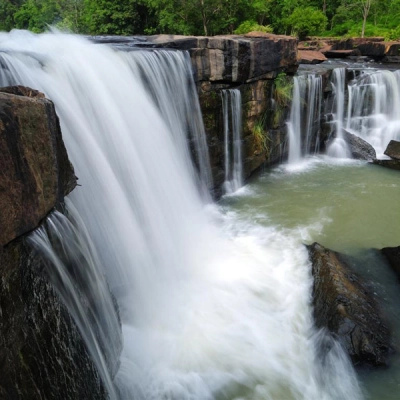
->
381, 246, 400, 278
372, 159, 400, 171
308, 242, 390, 367
384, 140, 400, 160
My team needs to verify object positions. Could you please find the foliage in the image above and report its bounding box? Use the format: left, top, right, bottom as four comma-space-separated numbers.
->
0, 0, 400, 39
234, 20, 272, 34
252, 117, 271, 154
274, 72, 293, 107
285, 6, 327, 39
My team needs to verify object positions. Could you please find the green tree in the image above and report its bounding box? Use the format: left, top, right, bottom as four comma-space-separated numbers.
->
285, 6, 327, 39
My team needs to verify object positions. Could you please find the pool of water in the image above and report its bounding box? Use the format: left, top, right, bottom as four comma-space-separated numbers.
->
220, 156, 400, 399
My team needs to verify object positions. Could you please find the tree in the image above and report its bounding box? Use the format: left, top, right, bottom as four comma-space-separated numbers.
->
360, 0, 373, 37
285, 6, 327, 39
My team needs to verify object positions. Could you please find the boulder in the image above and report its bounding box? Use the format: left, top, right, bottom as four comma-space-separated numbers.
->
0, 86, 76, 247
381, 246, 400, 277
341, 129, 376, 160
308, 242, 391, 366
384, 140, 400, 160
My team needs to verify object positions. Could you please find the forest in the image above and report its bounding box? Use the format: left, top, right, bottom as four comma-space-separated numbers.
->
1, 0, 400, 40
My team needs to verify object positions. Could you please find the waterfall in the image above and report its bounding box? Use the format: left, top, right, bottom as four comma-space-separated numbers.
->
0, 30, 363, 400
28, 202, 122, 400
327, 68, 350, 158
288, 75, 322, 164
346, 69, 400, 156
221, 89, 243, 193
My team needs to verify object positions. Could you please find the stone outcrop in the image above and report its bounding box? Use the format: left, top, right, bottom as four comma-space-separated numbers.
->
297, 49, 327, 64
381, 246, 400, 278
0, 87, 115, 399
384, 140, 400, 160
0, 86, 77, 246
148, 34, 298, 83
372, 159, 400, 170
308, 242, 391, 366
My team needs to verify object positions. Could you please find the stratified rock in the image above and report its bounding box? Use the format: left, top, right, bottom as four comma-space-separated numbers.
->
308, 242, 390, 366
149, 34, 298, 83
298, 50, 327, 64
381, 246, 400, 277
0, 237, 108, 400
342, 129, 376, 160
0, 86, 76, 246
372, 159, 400, 171
384, 140, 400, 160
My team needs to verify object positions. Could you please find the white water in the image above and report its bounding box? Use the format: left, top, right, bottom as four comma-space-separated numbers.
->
0, 30, 362, 400
288, 75, 322, 164
327, 68, 350, 158
346, 69, 400, 157
222, 89, 243, 194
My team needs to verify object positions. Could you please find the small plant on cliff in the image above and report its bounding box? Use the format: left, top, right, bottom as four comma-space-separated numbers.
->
272, 72, 293, 127
252, 117, 271, 155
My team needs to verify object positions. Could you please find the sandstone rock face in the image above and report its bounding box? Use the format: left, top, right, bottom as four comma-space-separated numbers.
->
0, 238, 107, 400
149, 34, 298, 83
297, 50, 327, 64
0, 86, 76, 246
384, 140, 400, 160
308, 242, 391, 366
381, 246, 400, 277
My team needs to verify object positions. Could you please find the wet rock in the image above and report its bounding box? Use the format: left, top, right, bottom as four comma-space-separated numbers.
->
342, 129, 376, 160
371, 159, 400, 171
0, 86, 77, 246
0, 237, 108, 400
308, 242, 391, 366
384, 140, 400, 160
381, 246, 400, 277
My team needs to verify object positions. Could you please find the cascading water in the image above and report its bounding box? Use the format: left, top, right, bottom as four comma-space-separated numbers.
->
327, 68, 350, 158
346, 69, 400, 156
221, 89, 243, 193
28, 202, 122, 400
288, 74, 322, 164
0, 30, 363, 400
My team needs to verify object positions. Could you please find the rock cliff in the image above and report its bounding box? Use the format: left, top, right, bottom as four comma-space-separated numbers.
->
0, 87, 115, 399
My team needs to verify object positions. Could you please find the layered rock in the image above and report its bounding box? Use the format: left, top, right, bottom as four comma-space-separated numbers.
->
148, 34, 298, 83
0, 86, 76, 246
308, 242, 391, 366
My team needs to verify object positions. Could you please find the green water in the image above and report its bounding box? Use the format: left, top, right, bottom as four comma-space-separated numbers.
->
220, 157, 400, 400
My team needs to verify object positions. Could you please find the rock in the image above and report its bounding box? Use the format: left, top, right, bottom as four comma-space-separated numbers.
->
322, 49, 360, 58
371, 159, 400, 171
384, 140, 400, 160
0, 86, 76, 247
0, 237, 108, 400
298, 50, 327, 64
381, 246, 400, 277
341, 129, 377, 160
148, 34, 298, 83
308, 242, 391, 366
